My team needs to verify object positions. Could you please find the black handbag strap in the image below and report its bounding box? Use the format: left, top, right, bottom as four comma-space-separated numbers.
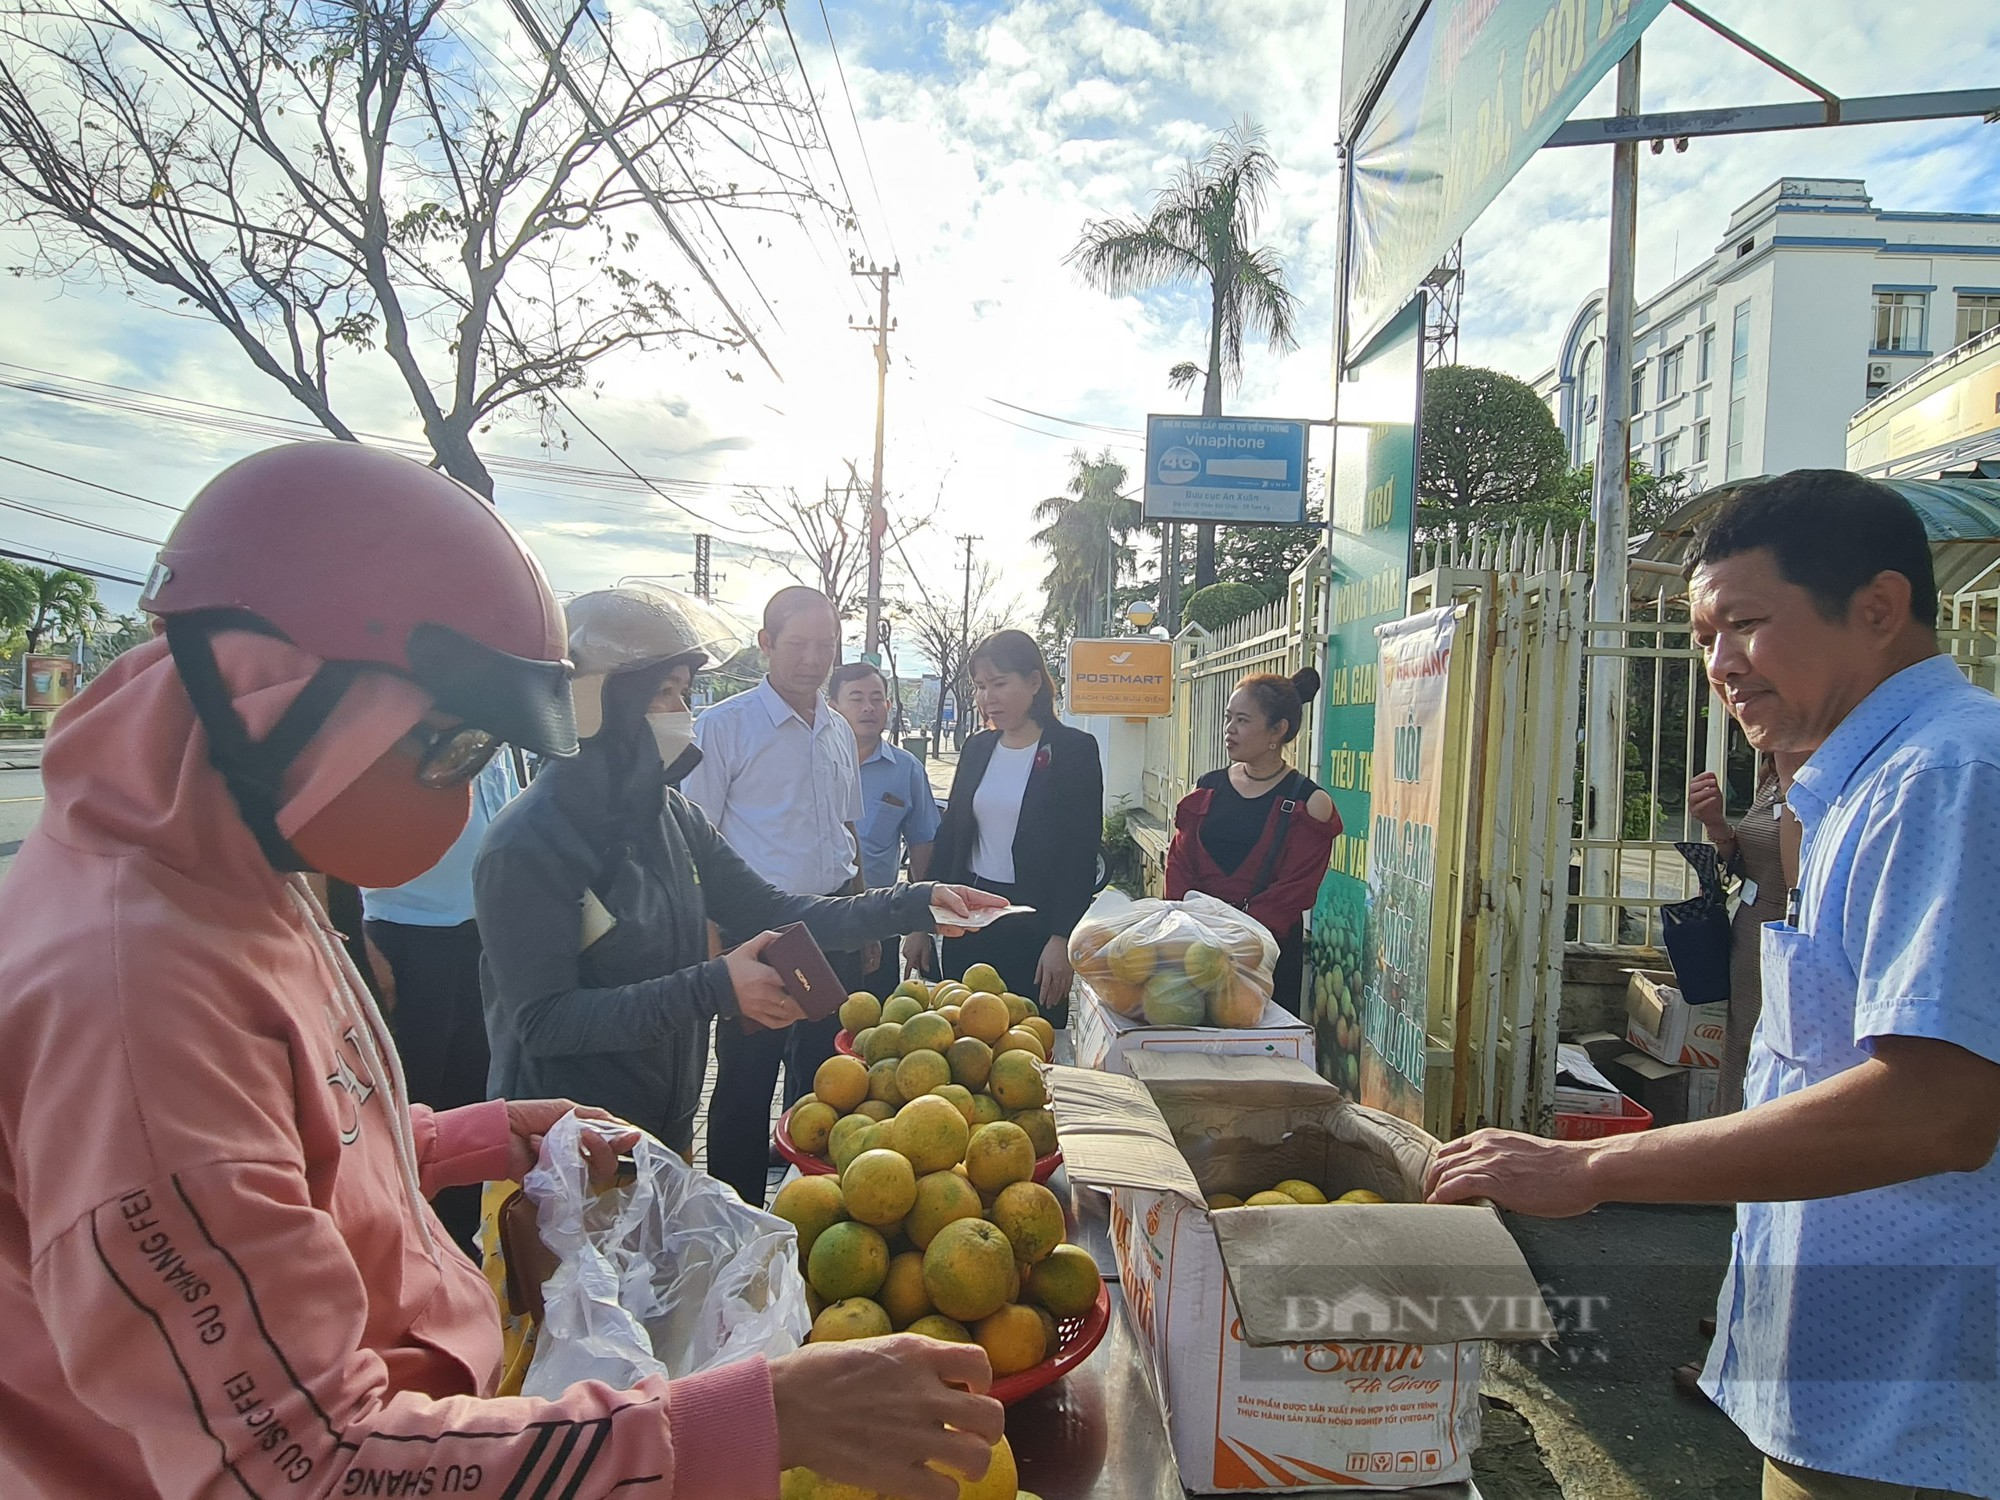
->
1242, 771, 1308, 908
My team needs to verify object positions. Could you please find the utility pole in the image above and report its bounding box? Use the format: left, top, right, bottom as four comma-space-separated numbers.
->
852, 261, 899, 667
958, 533, 978, 748
692, 533, 712, 600
1583, 43, 1642, 944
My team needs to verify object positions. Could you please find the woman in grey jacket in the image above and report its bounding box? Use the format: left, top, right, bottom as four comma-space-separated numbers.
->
475, 585, 998, 1159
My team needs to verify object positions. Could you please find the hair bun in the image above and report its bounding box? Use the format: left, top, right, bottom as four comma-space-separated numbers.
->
1290, 667, 1321, 705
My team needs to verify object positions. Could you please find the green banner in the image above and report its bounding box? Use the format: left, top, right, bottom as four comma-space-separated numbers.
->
1309, 298, 1422, 1100
1346, 0, 1668, 355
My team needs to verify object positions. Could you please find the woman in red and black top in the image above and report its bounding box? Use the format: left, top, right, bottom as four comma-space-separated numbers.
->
1166, 670, 1339, 1015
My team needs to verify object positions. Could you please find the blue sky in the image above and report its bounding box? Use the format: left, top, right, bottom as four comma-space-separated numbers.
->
0, 0, 1996, 651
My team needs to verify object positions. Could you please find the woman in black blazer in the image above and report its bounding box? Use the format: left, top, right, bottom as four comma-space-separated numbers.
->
929, 629, 1104, 1010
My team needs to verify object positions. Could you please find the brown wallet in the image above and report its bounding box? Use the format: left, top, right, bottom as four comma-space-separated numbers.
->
740, 921, 846, 1033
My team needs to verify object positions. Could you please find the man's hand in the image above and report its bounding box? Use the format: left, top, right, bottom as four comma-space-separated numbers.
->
901, 931, 936, 979
1035, 934, 1074, 1008
770, 1336, 1003, 1500
861, 939, 883, 977
1688, 771, 1732, 846
1425, 1128, 1602, 1217
724, 930, 808, 1030
928, 883, 1009, 937
503, 1100, 639, 1186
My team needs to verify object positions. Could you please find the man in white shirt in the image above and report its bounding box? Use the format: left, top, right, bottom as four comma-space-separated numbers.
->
682, 586, 864, 1206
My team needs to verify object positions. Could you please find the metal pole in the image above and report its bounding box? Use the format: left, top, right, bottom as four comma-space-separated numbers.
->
854, 263, 897, 665
958, 533, 978, 745
1583, 44, 1641, 944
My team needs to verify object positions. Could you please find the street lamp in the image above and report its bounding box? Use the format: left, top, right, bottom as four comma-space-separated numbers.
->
1124, 599, 1158, 632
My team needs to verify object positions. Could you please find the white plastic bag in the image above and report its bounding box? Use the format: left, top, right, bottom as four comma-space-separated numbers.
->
521, 1112, 811, 1399
1068, 889, 1279, 1028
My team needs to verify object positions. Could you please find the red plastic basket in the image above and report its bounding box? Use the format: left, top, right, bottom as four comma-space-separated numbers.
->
773, 1106, 1061, 1182
1553, 1095, 1653, 1140
834, 1028, 859, 1058
989, 1279, 1112, 1406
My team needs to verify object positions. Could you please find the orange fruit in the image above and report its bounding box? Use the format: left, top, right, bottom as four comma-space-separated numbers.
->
993, 1027, 1047, 1062
894, 1049, 951, 1101
862, 1022, 904, 1066
905, 1313, 972, 1344
1104, 940, 1155, 987
809, 1297, 891, 1343
841, 1148, 917, 1227
890, 1094, 971, 1175
1021, 1016, 1056, 1055
1093, 976, 1146, 1017
1205, 1193, 1244, 1210
1245, 1190, 1298, 1207
961, 963, 1005, 995
868, 1058, 907, 1107
1002, 993, 1035, 1027
939, 1004, 962, 1028
990, 1180, 1065, 1264
1183, 940, 1229, 987
814, 1055, 869, 1114
956, 992, 1010, 1045
853, 1099, 894, 1123
1034, 1305, 1061, 1358
1009, 1107, 1057, 1159
1026, 1243, 1101, 1318
930, 1082, 977, 1125
946, 1035, 994, 1091
905, 1168, 984, 1250
974, 1302, 1047, 1376
839, 992, 882, 1033
1275, 1179, 1329, 1205
921, 1217, 1016, 1323
880, 1250, 933, 1328
827, 1114, 876, 1171
900, 1012, 955, 1056
787, 1100, 838, 1156
969, 1094, 1005, 1127
964, 1120, 1036, 1194
771, 1174, 847, 1260
1336, 1189, 1389, 1204
987, 1050, 1046, 1111
880, 996, 923, 1026
806, 1221, 888, 1301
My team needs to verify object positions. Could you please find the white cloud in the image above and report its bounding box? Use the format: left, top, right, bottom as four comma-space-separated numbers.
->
0, 0, 1994, 661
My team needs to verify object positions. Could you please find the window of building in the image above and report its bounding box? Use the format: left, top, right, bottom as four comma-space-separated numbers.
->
1957, 294, 2000, 347
1872, 291, 1928, 353
1658, 344, 1685, 403
1697, 327, 1714, 384
1658, 435, 1680, 475
1725, 301, 1752, 480
1577, 342, 1601, 462
1694, 420, 1711, 463
1631, 365, 1645, 416
1695, 386, 1709, 420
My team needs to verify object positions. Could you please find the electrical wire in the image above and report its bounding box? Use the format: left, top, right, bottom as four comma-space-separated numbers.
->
0, 494, 165, 547
548, 392, 760, 537
0, 544, 148, 587
0, 453, 182, 513
812, 0, 898, 265
980, 397, 1142, 437
775, 3, 873, 264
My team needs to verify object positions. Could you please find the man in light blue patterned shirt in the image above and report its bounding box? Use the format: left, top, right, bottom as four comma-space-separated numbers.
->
1428, 471, 2000, 1500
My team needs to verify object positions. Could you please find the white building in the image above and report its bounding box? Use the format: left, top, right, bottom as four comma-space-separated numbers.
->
1534, 178, 2000, 494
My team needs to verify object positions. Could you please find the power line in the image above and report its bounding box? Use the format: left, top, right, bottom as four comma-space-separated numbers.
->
812, 0, 899, 263
979, 398, 1142, 437
0, 544, 148, 587
776, 3, 872, 262
0, 493, 165, 546
0, 453, 181, 513
549, 392, 760, 538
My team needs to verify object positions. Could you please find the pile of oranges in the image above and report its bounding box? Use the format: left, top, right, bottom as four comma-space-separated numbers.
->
772, 965, 1099, 1384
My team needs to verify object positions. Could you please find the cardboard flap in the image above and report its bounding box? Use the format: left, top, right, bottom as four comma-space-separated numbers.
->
1045, 1065, 1204, 1202
1211, 1203, 1554, 1347
1124, 1049, 1332, 1107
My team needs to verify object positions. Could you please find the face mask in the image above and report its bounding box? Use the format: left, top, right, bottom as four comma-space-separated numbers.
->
647, 709, 697, 769
289, 746, 472, 888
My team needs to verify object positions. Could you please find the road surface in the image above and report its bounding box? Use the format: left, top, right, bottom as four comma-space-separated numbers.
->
0, 751, 44, 882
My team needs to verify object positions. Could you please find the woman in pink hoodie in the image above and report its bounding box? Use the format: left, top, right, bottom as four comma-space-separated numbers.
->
0, 443, 1000, 1500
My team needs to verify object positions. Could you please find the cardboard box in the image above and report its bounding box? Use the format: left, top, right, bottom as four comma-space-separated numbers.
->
1554, 1042, 1627, 1116
1071, 975, 1316, 1077
1049, 1054, 1550, 1492
1601, 1050, 1722, 1127
1625, 969, 1727, 1069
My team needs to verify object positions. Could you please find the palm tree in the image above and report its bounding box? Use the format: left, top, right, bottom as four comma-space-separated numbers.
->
15, 565, 106, 654
1068, 119, 1300, 598
1033, 450, 1141, 644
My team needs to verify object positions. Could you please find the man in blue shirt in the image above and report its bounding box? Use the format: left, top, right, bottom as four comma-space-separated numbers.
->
361, 751, 520, 1254
829, 661, 941, 991
1428, 471, 2000, 1500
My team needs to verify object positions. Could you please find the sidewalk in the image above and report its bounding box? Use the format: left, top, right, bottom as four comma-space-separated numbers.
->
0, 736, 44, 770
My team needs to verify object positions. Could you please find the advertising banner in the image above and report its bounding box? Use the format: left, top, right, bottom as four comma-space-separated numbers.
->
1346, 0, 1668, 356
1067, 638, 1174, 717
1358, 607, 1458, 1126
22, 653, 78, 711
1309, 298, 1422, 1100
1142, 415, 1310, 526
1341, 0, 1428, 141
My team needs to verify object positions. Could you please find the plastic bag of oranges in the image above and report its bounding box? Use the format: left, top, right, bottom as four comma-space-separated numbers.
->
1067, 890, 1278, 1028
